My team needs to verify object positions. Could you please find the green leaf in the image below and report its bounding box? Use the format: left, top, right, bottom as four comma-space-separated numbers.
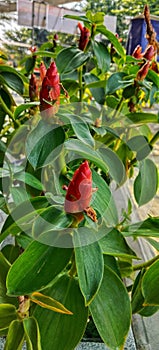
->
23, 316, 42, 350
147, 69, 159, 88
99, 146, 126, 184
10, 187, 30, 206
6, 241, 72, 295
142, 260, 159, 306
0, 253, 18, 305
64, 139, 108, 173
15, 173, 45, 191
68, 114, 95, 148
127, 135, 151, 161
0, 65, 24, 95
89, 266, 131, 349
126, 112, 158, 124
4, 319, 24, 350
86, 11, 105, 24
92, 41, 110, 73
14, 102, 39, 119
56, 48, 90, 75
134, 159, 158, 206
64, 14, 91, 23
0, 304, 17, 330
123, 217, 159, 238
106, 72, 128, 94
96, 26, 125, 57
1, 245, 20, 264
31, 292, 73, 314
32, 205, 73, 245
84, 73, 105, 104
33, 274, 88, 350
99, 228, 137, 258
26, 120, 65, 169
73, 230, 104, 305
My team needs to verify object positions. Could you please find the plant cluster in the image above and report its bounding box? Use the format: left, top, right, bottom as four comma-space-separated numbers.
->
0, 6, 159, 350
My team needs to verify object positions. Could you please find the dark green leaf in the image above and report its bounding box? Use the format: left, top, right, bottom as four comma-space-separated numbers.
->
7, 241, 72, 295
73, 230, 104, 305
56, 48, 90, 75
15, 173, 45, 191
89, 266, 131, 349
92, 41, 110, 73
26, 120, 65, 169
134, 159, 158, 206
142, 260, 159, 306
14, 102, 39, 119
99, 228, 137, 258
106, 72, 128, 94
123, 217, 159, 238
99, 146, 126, 184
126, 112, 158, 124
68, 114, 95, 148
0, 65, 24, 95
127, 135, 151, 161
84, 73, 105, 104
0, 253, 18, 305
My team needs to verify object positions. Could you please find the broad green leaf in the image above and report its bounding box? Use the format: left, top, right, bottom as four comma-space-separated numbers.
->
33, 274, 88, 350
73, 230, 104, 305
142, 260, 159, 306
68, 114, 95, 148
92, 41, 110, 73
134, 159, 158, 206
89, 266, 131, 349
0, 65, 24, 95
96, 25, 125, 58
84, 73, 105, 104
31, 292, 73, 314
15, 173, 45, 191
64, 14, 91, 23
0, 304, 17, 330
131, 270, 145, 314
7, 241, 72, 295
103, 255, 121, 277
14, 102, 39, 119
123, 217, 159, 238
99, 146, 126, 184
0, 253, 18, 305
4, 319, 24, 350
32, 205, 73, 245
127, 135, 151, 161
106, 72, 128, 94
10, 187, 30, 206
139, 305, 159, 317
56, 48, 90, 75
25, 120, 65, 169
99, 228, 137, 258
23, 316, 42, 350
126, 112, 158, 124
64, 139, 108, 173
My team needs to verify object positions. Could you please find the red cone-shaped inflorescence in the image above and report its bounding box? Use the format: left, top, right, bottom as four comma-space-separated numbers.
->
40, 61, 60, 119
78, 23, 90, 51
40, 62, 47, 82
136, 61, 150, 81
64, 161, 92, 213
29, 73, 39, 101
143, 45, 155, 60
132, 45, 143, 59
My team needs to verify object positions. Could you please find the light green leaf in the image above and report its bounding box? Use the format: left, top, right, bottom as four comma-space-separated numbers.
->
96, 26, 125, 57
4, 319, 24, 350
33, 274, 88, 350
68, 114, 95, 148
0, 304, 17, 330
73, 230, 104, 305
99, 146, 126, 184
126, 112, 158, 124
15, 173, 45, 191
23, 316, 42, 350
7, 241, 72, 295
123, 217, 159, 238
92, 41, 110, 73
89, 266, 131, 349
134, 159, 158, 206
31, 292, 73, 314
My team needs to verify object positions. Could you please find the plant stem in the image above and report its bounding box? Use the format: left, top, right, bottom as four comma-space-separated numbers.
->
78, 66, 83, 103
150, 131, 159, 146
133, 254, 159, 271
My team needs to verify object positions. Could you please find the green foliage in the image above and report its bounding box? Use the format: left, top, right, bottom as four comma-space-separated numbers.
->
0, 9, 159, 350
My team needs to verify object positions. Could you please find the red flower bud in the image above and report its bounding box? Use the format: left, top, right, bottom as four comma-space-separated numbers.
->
40, 61, 60, 119
132, 45, 143, 59
143, 45, 155, 61
78, 23, 90, 51
64, 161, 92, 213
29, 73, 39, 101
136, 61, 150, 81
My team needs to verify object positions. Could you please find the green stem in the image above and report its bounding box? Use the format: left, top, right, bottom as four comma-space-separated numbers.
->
133, 254, 159, 271
0, 95, 14, 120
112, 96, 124, 119
150, 131, 159, 146
78, 66, 83, 103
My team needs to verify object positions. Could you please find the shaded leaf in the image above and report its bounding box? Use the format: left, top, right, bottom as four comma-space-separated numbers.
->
134, 159, 158, 206
31, 292, 73, 314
